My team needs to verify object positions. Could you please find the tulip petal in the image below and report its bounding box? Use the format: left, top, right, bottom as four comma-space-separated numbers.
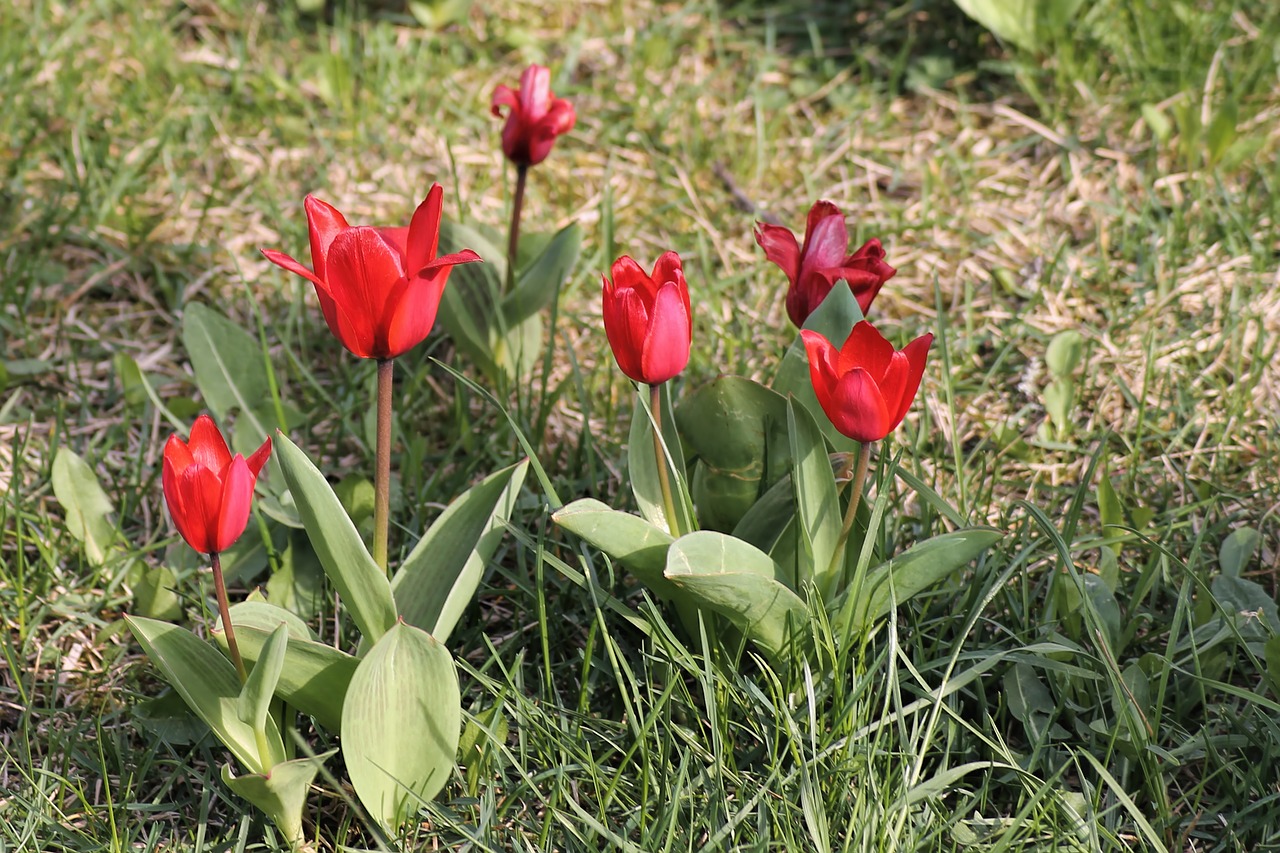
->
602, 275, 647, 382
188, 415, 233, 473
417, 249, 482, 274
886, 333, 933, 430
540, 98, 576, 136
215, 455, 254, 553
405, 184, 443, 277
518, 64, 551, 120
303, 195, 351, 282
755, 222, 801, 285
325, 228, 407, 359
491, 83, 519, 117
377, 226, 410, 258
829, 367, 892, 442
261, 249, 326, 291
650, 250, 689, 321
245, 435, 273, 480
610, 255, 659, 305
801, 329, 842, 417
163, 432, 195, 477
640, 281, 691, 384
837, 321, 895, 382
177, 463, 224, 555
813, 266, 885, 315
799, 205, 850, 278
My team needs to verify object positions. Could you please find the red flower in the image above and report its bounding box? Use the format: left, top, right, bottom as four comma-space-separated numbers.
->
602, 252, 692, 385
491, 64, 576, 167
162, 415, 272, 556
801, 322, 932, 443
755, 201, 897, 327
262, 185, 481, 360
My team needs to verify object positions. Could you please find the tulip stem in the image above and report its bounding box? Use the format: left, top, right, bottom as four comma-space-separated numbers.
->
649, 382, 682, 537
211, 551, 248, 683
506, 164, 528, 295
374, 358, 394, 577
826, 440, 873, 587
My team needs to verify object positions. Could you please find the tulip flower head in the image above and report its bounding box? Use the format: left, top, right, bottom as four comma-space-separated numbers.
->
756, 201, 897, 327
491, 64, 576, 167
802, 321, 933, 443
162, 415, 272, 556
262, 185, 481, 360
602, 252, 692, 386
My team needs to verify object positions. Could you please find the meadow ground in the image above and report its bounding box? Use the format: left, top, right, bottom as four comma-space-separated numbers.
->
3, 0, 1280, 850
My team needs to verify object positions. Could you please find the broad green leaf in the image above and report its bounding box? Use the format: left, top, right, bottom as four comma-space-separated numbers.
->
503, 223, 581, 321
342, 622, 461, 832
675, 376, 791, 532
126, 615, 286, 774
393, 460, 528, 642
1219, 527, 1261, 579
134, 565, 182, 621
843, 529, 1003, 631
52, 448, 119, 566
1042, 378, 1074, 434
629, 382, 695, 535
664, 531, 808, 658
1045, 329, 1085, 378
491, 312, 543, 380
217, 602, 356, 733
1211, 575, 1280, 638
266, 531, 326, 622
733, 474, 798, 555
437, 220, 506, 381
222, 750, 337, 848
273, 432, 396, 646
772, 285, 863, 452
237, 623, 288, 734
787, 400, 841, 596
1004, 662, 1057, 742
113, 352, 148, 409
956, 0, 1034, 49
552, 499, 676, 596
181, 303, 278, 460
1097, 474, 1124, 555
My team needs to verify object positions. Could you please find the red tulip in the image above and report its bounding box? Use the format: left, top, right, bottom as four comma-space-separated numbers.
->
491, 64, 576, 167
162, 415, 272, 556
801, 322, 932, 443
602, 252, 692, 385
262, 185, 481, 360
755, 201, 897, 327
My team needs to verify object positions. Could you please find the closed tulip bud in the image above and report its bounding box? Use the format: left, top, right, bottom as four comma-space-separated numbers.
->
601, 252, 692, 386
802, 321, 932, 443
491, 64, 576, 167
162, 415, 271, 556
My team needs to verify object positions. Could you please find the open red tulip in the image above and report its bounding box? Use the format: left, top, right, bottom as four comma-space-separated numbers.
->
756, 201, 897, 327
602, 252, 692, 385
491, 64, 576, 167
162, 415, 272, 556
802, 322, 932, 443
262, 184, 481, 360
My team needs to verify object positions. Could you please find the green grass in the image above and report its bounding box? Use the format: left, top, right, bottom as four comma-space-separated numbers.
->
3, 0, 1280, 849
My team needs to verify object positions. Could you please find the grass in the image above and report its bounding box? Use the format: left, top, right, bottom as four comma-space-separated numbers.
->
3, 0, 1280, 849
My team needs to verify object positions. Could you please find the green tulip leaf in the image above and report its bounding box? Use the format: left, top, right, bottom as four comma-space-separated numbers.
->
182, 303, 280, 461
341, 622, 461, 833
664, 531, 808, 658
772, 285, 863, 451
267, 531, 326, 623
51, 447, 120, 566
215, 601, 357, 733
675, 376, 791, 532
237, 623, 288, 734
552, 498, 677, 596
628, 383, 696, 536
503, 223, 582, 322
1219, 527, 1262, 579
437, 220, 506, 381
126, 615, 286, 774
133, 565, 183, 621
491, 312, 543, 380
273, 432, 397, 646
787, 399, 841, 596
393, 460, 528, 642
839, 529, 1004, 632
222, 749, 337, 848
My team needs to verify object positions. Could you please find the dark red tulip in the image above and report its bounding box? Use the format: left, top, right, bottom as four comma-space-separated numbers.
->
162, 415, 271, 555
756, 201, 896, 327
602, 252, 691, 385
262, 185, 481, 360
802, 322, 932, 442
491, 64, 576, 167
